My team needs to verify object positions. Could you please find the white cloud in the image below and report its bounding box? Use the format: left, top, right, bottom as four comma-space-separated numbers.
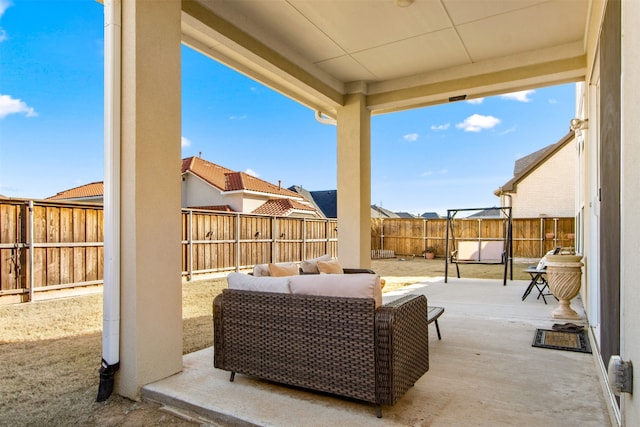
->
0, 94, 37, 119
499, 126, 517, 135
245, 168, 259, 177
456, 114, 500, 132
421, 171, 433, 177
181, 136, 191, 148
548, 98, 558, 104
403, 133, 419, 142
0, 0, 10, 17
0, 0, 10, 42
500, 90, 535, 102
431, 123, 450, 131
467, 98, 484, 104
229, 115, 247, 120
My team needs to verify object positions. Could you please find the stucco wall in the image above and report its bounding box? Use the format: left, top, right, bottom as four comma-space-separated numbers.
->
181, 174, 228, 208
507, 140, 576, 218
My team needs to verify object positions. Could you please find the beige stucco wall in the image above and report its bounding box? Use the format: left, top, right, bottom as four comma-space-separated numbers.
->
507, 140, 576, 218
181, 174, 227, 208
337, 93, 371, 269
117, 0, 183, 399
239, 194, 270, 213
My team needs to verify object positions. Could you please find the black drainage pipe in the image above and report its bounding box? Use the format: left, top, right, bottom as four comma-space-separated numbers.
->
96, 358, 120, 402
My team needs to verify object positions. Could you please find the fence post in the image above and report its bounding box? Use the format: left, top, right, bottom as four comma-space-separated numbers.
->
423, 219, 427, 255
540, 218, 544, 257
302, 219, 307, 260
272, 217, 278, 263
28, 200, 35, 302
235, 213, 241, 272
187, 209, 193, 281
326, 220, 330, 256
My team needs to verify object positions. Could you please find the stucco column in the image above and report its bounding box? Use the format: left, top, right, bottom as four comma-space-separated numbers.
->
336, 93, 371, 269
117, 0, 182, 398
621, 0, 640, 420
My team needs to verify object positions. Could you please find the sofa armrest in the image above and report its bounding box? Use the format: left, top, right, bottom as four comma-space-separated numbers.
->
375, 294, 429, 406
343, 268, 376, 274
299, 267, 376, 275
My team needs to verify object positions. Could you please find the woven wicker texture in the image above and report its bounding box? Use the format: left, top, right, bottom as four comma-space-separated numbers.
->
213, 289, 429, 408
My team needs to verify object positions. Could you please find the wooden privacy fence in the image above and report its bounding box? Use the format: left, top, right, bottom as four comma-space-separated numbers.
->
182, 210, 338, 278
0, 199, 337, 302
1, 198, 574, 303
371, 217, 575, 259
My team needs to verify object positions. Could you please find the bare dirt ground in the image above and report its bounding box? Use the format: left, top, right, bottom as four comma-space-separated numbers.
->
0, 258, 530, 426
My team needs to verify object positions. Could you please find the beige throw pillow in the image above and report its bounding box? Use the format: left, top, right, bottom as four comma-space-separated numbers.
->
317, 258, 344, 274
268, 262, 299, 277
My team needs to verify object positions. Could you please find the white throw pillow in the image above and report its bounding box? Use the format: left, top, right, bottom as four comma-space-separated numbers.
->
300, 254, 332, 273
252, 263, 271, 277
227, 272, 291, 293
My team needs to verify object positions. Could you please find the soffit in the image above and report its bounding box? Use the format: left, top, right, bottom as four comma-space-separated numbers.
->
182, 0, 591, 115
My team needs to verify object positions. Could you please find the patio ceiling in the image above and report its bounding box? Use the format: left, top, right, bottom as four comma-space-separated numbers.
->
181, 0, 590, 116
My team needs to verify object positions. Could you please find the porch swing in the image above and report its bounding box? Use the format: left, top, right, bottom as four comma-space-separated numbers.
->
444, 207, 513, 286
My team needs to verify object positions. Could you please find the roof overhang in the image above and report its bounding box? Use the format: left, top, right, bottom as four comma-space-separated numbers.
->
181, 0, 591, 117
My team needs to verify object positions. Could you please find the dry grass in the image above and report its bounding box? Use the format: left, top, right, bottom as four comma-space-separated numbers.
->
0, 257, 531, 425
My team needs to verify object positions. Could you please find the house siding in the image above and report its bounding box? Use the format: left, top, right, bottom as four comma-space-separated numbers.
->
506, 139, 576, 218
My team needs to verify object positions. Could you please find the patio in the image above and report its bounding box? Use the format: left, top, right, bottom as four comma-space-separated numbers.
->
142, 276, 613, 426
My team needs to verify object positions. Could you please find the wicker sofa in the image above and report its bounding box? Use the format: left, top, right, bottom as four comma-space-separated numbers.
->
213, 272, 429, 417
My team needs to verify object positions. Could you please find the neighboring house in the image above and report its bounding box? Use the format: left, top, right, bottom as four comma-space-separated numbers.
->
48, 157, 321, 218
288, 186, 335, 218
47, 181, 104, 204
395, 212, 417, 218
466, 208, 502, 219
420, 212, 441, 219
370, 204, 399, 219
494, 131, 576, 218
291, 186, 410, 219
181, 156, 319, 218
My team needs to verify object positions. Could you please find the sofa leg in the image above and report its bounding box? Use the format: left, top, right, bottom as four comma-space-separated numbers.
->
375, 405, 382, 418
230, 372, 235, 382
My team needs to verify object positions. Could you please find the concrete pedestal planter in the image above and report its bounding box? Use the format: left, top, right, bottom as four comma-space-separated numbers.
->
545, 254, 583, 319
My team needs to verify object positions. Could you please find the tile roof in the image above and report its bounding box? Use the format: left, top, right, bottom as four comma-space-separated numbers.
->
251, 198, 318, 217
183, 156, 301, 198
47, 182, 104, 200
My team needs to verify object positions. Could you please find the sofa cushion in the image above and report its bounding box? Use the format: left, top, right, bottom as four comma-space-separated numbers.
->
300, 254, 332, 273
317, 258, 344, 274
227, 272, 291, 293
289, 273, 382, 308
268, 262, 299, 277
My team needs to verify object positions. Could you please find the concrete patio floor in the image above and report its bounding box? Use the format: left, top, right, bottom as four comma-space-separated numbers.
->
142, 277, 615, 426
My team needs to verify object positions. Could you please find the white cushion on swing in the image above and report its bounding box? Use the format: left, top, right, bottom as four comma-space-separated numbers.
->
480, 241, 504, 262
456, 241, 480, 261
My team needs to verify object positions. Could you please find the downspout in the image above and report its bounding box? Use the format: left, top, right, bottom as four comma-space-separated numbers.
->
97, 0, 121, 402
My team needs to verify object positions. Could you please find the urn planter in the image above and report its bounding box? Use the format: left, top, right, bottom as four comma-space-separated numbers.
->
545, 254, 583, 319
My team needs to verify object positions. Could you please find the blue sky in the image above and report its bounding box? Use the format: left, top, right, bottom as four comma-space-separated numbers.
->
0, 0, 576, 216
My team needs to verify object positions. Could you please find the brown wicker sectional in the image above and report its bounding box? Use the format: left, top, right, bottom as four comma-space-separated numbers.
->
213, 288, 429, 417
